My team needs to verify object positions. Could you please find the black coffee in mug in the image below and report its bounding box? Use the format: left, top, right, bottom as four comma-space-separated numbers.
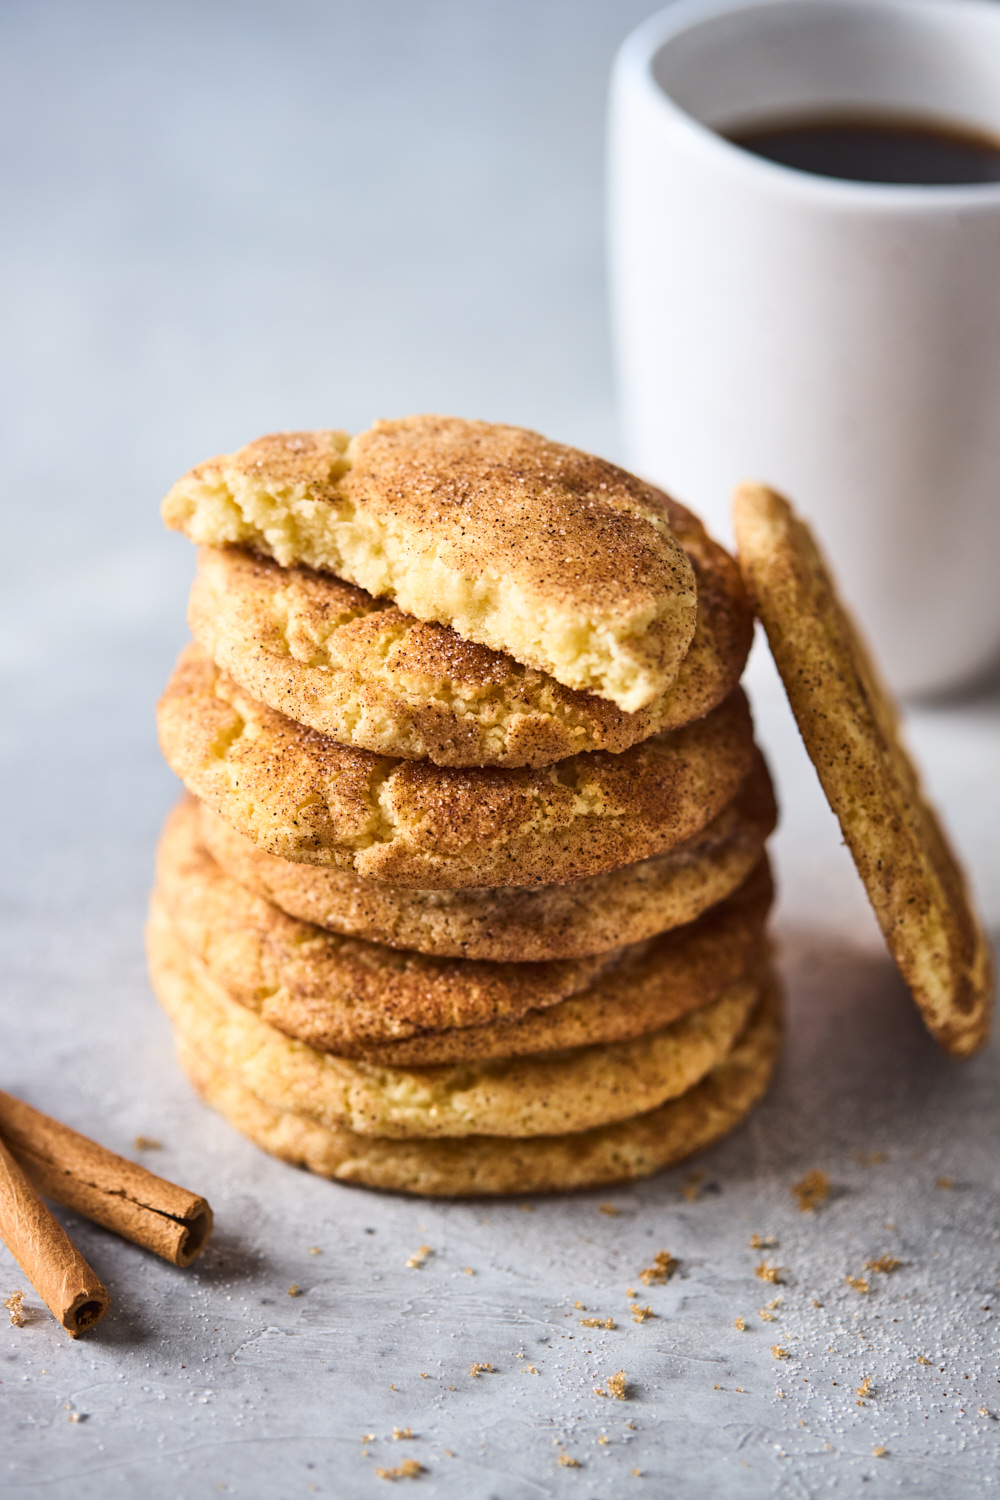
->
727, 113, 1000, 185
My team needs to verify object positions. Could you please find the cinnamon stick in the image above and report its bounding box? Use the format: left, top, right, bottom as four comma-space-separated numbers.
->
0, 1092, 213, 1268
0, 1135, 110, 1336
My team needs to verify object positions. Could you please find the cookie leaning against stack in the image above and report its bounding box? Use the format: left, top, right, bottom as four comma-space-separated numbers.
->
151, 416, 782, 1195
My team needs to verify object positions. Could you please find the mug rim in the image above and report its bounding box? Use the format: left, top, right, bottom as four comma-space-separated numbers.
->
615, 0, 1000, 207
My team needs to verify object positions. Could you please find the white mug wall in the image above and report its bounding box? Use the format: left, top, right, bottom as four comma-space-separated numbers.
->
609, 0, 1000, 696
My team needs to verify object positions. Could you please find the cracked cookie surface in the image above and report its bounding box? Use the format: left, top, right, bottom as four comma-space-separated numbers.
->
186, 489, 750, 766
169, 981, 782, 1195
156, 642, 755, 887
197, 748, 777, 959
154, 795, 772, 1062
149, 905, 764, 1139
162, 416, 699, 711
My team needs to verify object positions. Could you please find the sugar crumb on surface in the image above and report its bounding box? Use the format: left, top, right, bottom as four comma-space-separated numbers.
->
792, 1169, 830, 1212
639, 1250, 677, 1285
771, 1347, 789, 1360
599, 1203, 619, 1216
5, 1290, 26, 1327
392, 1427, 415, 1440
873, 1446, 888, 1458
755, 1262, 783, 1284
580, 1317, 615, 1330
286, 1284, 301, 1297
852, 1150, 886, 1166
734, 1316, 746, 1331
133, 1135, 162, 1150
865, 1255, 903, 1274
630, 1304, 654, 1323
376, 1459, 424, 1480
557, 1453, 582, 1468
405, 1245, 433, 1269
845, 1276, 869, 1295
469, 1363, 494, 1378
749, 1234, 777, 1249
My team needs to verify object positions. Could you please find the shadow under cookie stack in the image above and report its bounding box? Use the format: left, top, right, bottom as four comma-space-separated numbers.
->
149, 416, 782, 1197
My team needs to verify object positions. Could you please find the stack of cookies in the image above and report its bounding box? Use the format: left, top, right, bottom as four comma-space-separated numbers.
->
149, 416, 783, 1196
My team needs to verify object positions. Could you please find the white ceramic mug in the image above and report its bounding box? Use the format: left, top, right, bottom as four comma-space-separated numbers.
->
609, 0, 1000, 696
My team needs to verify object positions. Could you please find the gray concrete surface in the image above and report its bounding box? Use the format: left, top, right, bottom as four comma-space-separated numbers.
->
1, 3, 999, 1496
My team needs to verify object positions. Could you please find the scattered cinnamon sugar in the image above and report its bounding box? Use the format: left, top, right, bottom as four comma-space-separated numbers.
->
469, 1363, 493, 1378
376, 1460, 424, 1480
865, 1256, 903, 1274
749, 1234, 777, 1249
755, 1263, 783, 1284
792, 1170, 830, 1212
845, 1276, 869, 1295
639, 1251, 677, 1286
5, 1290, 25, 1327
405, 1246, 433, 1269
630, 1304, 654, 1324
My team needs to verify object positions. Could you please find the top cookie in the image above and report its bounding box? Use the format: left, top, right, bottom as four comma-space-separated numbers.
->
733, 483, 994, 1058
161, 416, 699, 712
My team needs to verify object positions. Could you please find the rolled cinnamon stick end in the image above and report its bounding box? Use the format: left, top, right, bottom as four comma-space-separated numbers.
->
0, 1136, 110, 1336
0, 1092, 213, 1269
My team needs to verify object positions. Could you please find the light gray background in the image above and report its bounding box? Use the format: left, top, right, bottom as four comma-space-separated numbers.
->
1, 3, 998, 1496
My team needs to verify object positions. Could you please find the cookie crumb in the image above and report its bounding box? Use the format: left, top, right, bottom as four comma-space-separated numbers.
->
5, 1291, 25, 1327
639, 1250, 677, 1285
375, 1460, 424, 1480
287, 1284, 301, 1297
792, 1169, 830, 1212
755, 1262, 783, 1284
133, 1136, 161, 1151
580, 1317, 615, 1330
865, 1256, 903, 1274
405, 1246, 433, 1269
469, 1363, 493, 1378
